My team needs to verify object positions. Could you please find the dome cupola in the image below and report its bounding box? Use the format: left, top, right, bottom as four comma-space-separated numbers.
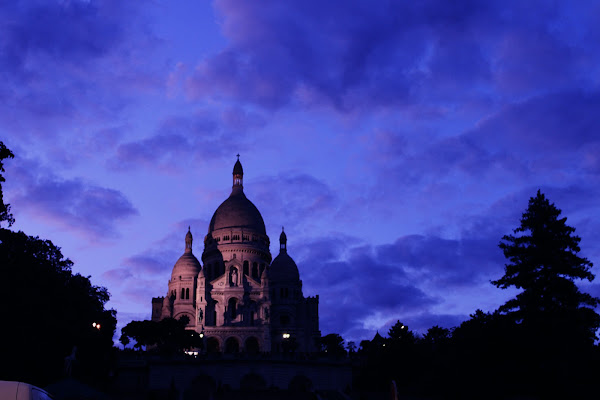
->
233, 153, 244, 189
171, 227, 201, 280
279, 227, 287, 252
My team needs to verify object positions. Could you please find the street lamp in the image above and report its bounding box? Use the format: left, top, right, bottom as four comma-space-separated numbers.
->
92, 322, 101, 330
282, 333, 290, 339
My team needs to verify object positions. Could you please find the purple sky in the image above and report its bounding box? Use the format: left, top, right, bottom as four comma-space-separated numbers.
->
3, 0, 600, 343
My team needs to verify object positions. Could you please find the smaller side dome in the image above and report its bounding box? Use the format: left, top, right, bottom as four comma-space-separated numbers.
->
269, 228, 299, 282
171, 228, 201, 280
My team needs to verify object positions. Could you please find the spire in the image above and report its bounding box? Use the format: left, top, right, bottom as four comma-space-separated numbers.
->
185, 226, 193, 253
232, 155, 244, 193
279, 226, 287, 253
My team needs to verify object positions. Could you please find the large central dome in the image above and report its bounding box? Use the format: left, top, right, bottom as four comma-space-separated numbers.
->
208, 191, 266, 234
207, 158, 266, 235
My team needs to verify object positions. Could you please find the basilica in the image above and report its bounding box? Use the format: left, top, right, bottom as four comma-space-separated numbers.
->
151, 158, 320, 353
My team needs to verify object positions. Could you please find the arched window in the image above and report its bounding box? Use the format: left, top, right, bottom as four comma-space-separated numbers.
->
252, 263, 258, 279
185, 288, 190, 299
228, 298, 237, 319
243, 261, 249, 276
181, 288, 185, 299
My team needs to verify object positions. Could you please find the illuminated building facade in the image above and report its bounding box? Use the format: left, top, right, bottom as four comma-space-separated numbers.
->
152, 158, 320, 353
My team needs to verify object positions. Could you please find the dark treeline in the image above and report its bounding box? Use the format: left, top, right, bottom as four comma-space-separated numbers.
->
348, 190, 600, 399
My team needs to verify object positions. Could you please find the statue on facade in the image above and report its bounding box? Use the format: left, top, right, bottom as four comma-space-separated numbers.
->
230, 268, 238, 286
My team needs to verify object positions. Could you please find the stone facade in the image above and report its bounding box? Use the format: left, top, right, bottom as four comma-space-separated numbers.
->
152, 158, 320, 353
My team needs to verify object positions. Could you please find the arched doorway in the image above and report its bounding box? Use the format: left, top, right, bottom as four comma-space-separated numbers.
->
225, 337, 240, 353
245, 336, 260, 354
206, 337, 220, 353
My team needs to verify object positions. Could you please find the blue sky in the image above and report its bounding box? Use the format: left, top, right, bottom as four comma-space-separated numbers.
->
2, 0, 600, 342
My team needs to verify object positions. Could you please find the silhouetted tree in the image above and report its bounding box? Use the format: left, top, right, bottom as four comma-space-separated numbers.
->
387, 320, 416, 344
487, 191, 600, 398
493, 190, 600, 345
346, 341, 356, 354
121, 316, 201, 355
0, 141, 14, 226
319, 333, 346, 357
358, 339, 371, 353
0, 229, 116, 386
119, 333, 131, 349
422, 325, 451, 346
0, 148, 116, 386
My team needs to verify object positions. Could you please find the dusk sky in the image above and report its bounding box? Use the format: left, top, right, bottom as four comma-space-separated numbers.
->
3, 0, 600, 343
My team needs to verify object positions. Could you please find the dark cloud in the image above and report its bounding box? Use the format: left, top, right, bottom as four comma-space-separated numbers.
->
1, 1, 126, 75
123, 255, 171, 275
102, 268, 134, 284
295, 237, 439, 338
184, 0, 599, 111
252, 172, 339, 236
360, 90, 600, 222
6, 158, 138, 239
0, 1, 159, 162
468, 91, 600, 156
377, 234, 504, 288
109, 110, 265, 172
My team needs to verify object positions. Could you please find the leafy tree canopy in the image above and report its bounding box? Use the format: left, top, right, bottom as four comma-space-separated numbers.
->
121, 316, 201, 355
422, 325, 451, 346
0, 228, 116, 386
388, 320, 416, 345
319, 333, 346, 357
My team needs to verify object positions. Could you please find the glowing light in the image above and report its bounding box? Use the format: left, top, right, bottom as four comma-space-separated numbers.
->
199, 333, 204, 338
92, 323, 96, 328
282, 333, 290, 339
